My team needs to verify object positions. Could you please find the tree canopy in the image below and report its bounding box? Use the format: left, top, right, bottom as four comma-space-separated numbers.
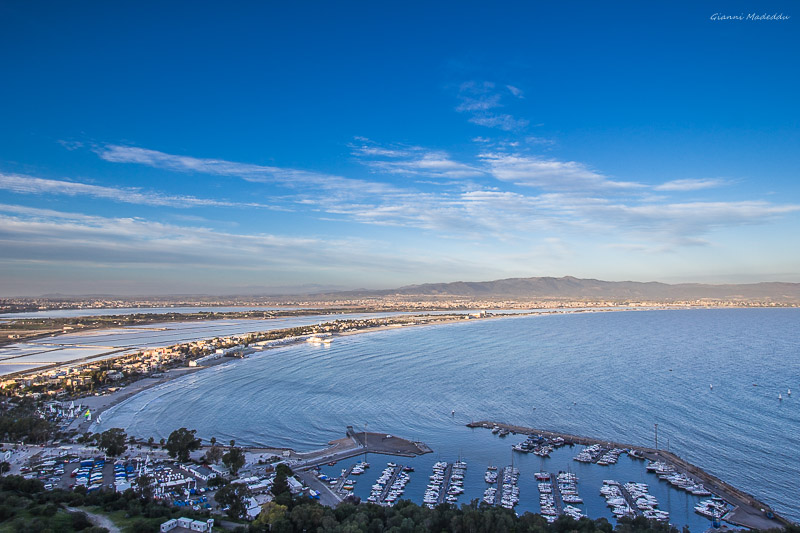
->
96, 427, 128, 457
222, 446, 245, 475
165, 427, 201, 462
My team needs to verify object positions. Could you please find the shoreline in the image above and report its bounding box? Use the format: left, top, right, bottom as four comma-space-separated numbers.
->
81, 315, 499, 433
60, 305, 792, 435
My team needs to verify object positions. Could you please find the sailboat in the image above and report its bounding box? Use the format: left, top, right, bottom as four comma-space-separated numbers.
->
778, 393, 783, 401
788, 388, 792, 396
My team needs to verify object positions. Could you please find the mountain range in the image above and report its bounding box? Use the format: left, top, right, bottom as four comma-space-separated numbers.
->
314, 276, 800, 303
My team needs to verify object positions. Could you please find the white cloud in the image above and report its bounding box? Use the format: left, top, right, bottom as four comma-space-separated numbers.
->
469, 114, 529, 131
0, 173, 273, 209
95, 144, 399, 197
654, 178, 729, 192
87, 143, 800, 252
480, 153, 644, 191
455, 81, 529, 132
506, 85, 524, 98
0, 203, 443, 274
352, 139, 484, 179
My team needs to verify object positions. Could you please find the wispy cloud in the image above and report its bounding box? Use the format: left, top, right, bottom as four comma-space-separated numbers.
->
456, 81, 529, 132
94, 144, 399, 197
654, 178, 730, 192
0, 203, 449, 274
87, 142, 800, 251
0, 173, 273, 209
506, 85, 524, 98
351, 139, 484, 179
480, 153, 644, 191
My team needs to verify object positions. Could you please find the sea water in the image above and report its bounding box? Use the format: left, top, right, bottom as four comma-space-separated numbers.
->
100, 308, 800, 524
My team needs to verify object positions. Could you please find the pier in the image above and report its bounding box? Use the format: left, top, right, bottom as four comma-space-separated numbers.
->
468, 420, 790, 530
437, 463, 454, 505
617, 483, 644, 517
493, 468, 505, 505
333, 464, 355, 495
295, 427, 431, 471
377, 465, 402, 505
549, 474, 565, 516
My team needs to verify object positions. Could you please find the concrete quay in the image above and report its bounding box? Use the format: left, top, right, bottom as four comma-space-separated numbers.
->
468, 420, 791, 530
292, 427, 431, 471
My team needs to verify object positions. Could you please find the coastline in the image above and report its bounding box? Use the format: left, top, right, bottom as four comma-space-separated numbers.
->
63, 305, 786, 434
80, 314, 494, 431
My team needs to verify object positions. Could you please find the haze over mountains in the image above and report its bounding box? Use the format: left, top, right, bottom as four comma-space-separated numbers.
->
8, 277, 800, 305
319, 276, 800, 303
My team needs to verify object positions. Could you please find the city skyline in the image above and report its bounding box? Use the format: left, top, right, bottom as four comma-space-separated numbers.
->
1, 2, 798, 296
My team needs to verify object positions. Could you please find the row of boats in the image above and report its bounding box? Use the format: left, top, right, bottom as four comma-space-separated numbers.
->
511, 434, 567, 457
557, 472, 586, 520
328, 456, 725, 525
600, 480, 637, 518
646, 461, 712, 496
574, 444, 626, 465
623, 481, 670, 521
481, 465, 521, 509
536, 471, 585, 521
423, 461, 467, 508
366, 463, 411, 505
498, 467, 521, 509
695, 498, 729, 519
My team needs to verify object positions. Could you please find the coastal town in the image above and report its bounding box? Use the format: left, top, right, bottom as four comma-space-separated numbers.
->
0, 305, 795, 533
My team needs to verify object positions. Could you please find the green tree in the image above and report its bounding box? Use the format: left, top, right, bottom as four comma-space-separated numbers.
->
253, 501, 288, 530
215, 482, 252, 519
222, 447, 245, 475
97, 428, 127, 457
135, 473, 154, 500
165, 428, 201, 462
204, 444, 223, 465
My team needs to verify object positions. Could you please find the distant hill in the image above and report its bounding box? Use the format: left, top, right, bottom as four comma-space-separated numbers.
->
313, 276, 800, 303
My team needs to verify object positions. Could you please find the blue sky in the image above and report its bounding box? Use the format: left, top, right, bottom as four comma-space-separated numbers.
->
1, 1, 798, 296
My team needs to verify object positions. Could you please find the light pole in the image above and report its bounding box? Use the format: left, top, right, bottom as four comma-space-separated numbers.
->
654, 423, 659, 450
363, 423, 368, 460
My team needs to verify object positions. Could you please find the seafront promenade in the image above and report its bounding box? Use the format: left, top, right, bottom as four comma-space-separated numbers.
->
468, 420, 788, 530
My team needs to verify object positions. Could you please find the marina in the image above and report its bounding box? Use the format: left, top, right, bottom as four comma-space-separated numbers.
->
93, 308, 800, 528
469, 420, 788, 529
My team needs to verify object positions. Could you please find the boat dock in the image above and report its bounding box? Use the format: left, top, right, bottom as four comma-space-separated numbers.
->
549, 473, 564, 516
493, 467, 505, 505
468, 420, 791, 530
617, 483, 644, 517
377, 465, 403, 505
333, 464, 356, 495
437, 463, 454, 505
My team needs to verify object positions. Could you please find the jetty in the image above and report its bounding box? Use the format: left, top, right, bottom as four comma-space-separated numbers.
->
437, 463, 454, 505
493, 467, 505, 505
377, 465, 403, 505
333, 464, 356, 495
468, 420, 790, 530
617, 483, 644, 517
549, 473, 565, 515
294, 426, 431, 471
